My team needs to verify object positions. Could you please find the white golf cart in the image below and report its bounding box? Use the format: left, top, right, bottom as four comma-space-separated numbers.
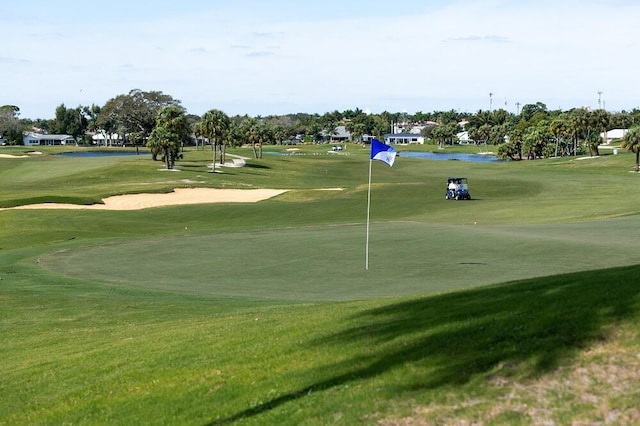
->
445, 177, 471, 200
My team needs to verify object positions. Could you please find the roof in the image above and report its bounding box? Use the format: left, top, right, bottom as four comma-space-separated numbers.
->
384, 133, 422, 138
24, 132, 74, 140
92, 133, 123, 140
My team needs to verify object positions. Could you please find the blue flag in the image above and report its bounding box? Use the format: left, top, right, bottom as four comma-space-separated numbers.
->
370, 139, 396, 167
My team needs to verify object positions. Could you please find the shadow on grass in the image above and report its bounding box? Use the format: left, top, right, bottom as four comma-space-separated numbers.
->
243, 163, 270, 170
208, 264, 640, 424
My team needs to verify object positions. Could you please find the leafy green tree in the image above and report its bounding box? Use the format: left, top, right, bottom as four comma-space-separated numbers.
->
621, 126, 640, 172
98, 89, 180, 153
436, 109, 462, 125
51, 104, 86, 143
507, 128, 524, 160
0, 105, 22, 145
431, 123, 458, 147
469, 124, 491, 146
146, 105, 188, 170
271, 124, 288, 145
522, 126, 550, 159
520, 102, 548, 122
200, 109, 231, 172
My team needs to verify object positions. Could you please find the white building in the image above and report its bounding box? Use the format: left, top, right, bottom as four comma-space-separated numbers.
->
23, 132, 75, 146
600, 128, 628, 144
92, 132, 124, 146
384, 133, 424, 144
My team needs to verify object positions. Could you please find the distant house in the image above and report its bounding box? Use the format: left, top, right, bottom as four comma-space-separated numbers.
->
456, 131, 472, 144
23, 132, 75, 146
324, 125, 351, 142
92, 132, 124, 146
600, 128, 628, 144
384, 133, 424, 145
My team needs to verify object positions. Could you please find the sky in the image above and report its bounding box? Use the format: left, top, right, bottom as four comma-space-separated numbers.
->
2, 0, 640, 119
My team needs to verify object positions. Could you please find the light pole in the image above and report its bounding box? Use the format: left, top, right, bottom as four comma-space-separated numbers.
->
597, 91, 603, 110
489, 92, 493, 112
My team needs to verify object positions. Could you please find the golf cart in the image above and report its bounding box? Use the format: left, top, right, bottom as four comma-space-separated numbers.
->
445, 177, 471, 200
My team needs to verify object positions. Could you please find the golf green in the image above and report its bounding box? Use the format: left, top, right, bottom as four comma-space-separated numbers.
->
39, 217, 640, 301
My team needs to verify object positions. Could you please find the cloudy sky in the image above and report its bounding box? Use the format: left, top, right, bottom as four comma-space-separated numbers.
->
2, 0, 639, 119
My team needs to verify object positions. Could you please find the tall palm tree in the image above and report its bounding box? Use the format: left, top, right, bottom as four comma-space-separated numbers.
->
192, 121, 204, 151
549, 118, 568, 157
568, 108, 589, 156
588, 109, 610, 156
200, 109, 230, 173
621, 126, 640, 172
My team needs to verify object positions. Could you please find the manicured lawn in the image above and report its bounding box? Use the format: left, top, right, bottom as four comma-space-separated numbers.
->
1, 144, 640, 424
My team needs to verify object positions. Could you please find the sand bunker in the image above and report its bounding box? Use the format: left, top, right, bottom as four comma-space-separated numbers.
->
0, 151, 42, 158
0, 154, 29, 158
4, 188, 288, 211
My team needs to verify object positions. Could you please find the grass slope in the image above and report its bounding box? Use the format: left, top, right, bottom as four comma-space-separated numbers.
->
1, 145, 640, 424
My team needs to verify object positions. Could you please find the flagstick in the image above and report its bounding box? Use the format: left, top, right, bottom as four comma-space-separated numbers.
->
365, 158, 373, 270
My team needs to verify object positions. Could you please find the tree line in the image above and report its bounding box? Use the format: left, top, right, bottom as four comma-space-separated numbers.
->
3, 90, 640, 170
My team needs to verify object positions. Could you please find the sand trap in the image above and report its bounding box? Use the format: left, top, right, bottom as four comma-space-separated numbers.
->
0, 154, 29, 158
3, 188, 288, 211
0, 151, 42, 158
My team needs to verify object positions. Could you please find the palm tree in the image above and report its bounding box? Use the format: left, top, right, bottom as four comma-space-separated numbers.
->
588, 109, 610, 156
549, 118, 568, 157
200, 109, 230, 173
147, 105, 188, 169
568, 108, 589, 156
192, 121, 204, 151
621, 126, 640, 172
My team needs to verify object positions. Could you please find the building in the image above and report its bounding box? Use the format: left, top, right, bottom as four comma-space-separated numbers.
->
91, 132, 125, 146
325, 125, 351, 142
600, 129, 628, 144
23, 132, 75, 146
384, 133, 424, 145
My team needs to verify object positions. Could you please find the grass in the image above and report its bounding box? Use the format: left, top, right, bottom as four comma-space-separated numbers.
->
1, 144, 640, 424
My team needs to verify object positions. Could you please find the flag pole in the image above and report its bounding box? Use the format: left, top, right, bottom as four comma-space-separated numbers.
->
365, 157, 373, 270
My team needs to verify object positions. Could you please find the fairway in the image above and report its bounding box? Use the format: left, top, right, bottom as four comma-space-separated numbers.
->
4, 146, 640, 425
39, 217, 640, 301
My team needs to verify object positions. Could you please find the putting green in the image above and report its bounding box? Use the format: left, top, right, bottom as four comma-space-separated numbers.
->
38, 216, 640, 302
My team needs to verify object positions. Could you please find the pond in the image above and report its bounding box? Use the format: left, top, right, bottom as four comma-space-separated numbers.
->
399, 151, 500, 162
263, 150, 500, 162
59, 151, 150, 158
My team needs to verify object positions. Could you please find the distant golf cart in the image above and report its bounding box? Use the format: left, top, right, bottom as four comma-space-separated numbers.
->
445, 177, 471, 200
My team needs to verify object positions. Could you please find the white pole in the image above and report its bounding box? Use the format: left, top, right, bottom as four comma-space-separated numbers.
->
365, 158, 373, 270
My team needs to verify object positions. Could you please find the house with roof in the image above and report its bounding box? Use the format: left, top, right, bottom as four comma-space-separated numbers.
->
92, 132, 124, 146
23, 132, 75, 146
384, 133, 424, 145
324, 125, 351, 142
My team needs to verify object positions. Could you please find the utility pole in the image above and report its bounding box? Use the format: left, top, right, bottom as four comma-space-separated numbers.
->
597, 91, 603, 109
489, 92, 493, 112
515, 102, 521, 115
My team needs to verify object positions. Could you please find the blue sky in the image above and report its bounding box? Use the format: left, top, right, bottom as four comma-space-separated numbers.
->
2, 0, 639, 119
